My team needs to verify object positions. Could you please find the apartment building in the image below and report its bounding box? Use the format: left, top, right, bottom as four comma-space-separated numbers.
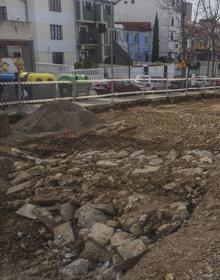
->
27, 0, 77, 65
115, 0, 192, 60
0, 0, 34, 70
0, 0, 77, 68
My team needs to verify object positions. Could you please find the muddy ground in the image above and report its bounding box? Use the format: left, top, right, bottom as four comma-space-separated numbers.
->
2, 99, 220, 279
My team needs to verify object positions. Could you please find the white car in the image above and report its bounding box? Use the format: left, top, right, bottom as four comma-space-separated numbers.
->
135, 75, 168, 91
135, 75, 151, 90
191, 76, 212, 88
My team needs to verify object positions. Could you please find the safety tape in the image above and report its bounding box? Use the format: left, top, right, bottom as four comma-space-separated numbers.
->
1, 86, 220, 107
1, 77, 220, 86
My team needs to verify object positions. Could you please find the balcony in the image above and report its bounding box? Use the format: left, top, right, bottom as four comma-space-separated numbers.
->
79, 32, 98, 45
0, 20, 32, 41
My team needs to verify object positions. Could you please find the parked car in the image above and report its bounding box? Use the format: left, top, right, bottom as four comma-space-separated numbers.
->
216, 78, 220, 86
135, 75, 171, 91
191, 76, 212, 88
150, 78, 167, 90
134, 75, 151, 90
90, 80, 141, 95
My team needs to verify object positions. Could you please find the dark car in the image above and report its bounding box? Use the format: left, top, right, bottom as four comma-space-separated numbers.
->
90, 80, 141, 95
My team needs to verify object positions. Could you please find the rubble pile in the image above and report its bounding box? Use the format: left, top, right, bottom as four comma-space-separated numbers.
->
2, 145, 217, 279
13, 101, 105, 134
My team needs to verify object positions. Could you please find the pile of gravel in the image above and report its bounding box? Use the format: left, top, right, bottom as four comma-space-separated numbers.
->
14, 102, 105, 134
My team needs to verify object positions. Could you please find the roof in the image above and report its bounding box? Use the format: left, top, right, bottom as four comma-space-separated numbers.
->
115, 22, 152, 32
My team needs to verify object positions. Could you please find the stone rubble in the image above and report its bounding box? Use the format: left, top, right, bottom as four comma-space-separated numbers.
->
4, 147, 218, 279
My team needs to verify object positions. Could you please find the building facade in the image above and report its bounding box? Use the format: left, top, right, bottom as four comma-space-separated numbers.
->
0, 0, 34, 70
27, 0, 77, 65
0, 0, 77, 67
75, 0, 112, 64
115, 22, 152, 64
114, 0, 192, 60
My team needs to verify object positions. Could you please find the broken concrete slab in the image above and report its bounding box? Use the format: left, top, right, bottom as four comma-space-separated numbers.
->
6, 181, 32, 195
87, 223, 114, 246
11, 172, 32, 186
35, 207, 56, 230
16, 203, 37, 220
132, 166, 160, 176
111, 232, 133, 248
60, 202, 75, 222
117, 239, 147, 261
53, 222, 75, 246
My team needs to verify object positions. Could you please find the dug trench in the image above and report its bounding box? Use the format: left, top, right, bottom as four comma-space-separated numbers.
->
1, 100, 220, 279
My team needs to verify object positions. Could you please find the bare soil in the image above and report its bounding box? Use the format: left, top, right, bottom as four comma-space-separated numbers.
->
2, 99, 220, 279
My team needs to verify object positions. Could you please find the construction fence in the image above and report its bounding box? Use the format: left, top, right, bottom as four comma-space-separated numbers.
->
1, 77, 220, 107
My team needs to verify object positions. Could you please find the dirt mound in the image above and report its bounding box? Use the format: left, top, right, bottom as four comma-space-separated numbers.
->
0, 110, 10, 137
14, 102, 105, 134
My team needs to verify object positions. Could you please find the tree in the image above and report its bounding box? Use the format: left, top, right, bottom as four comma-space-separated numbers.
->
152, 13, 160, 62
200, 0, 220, 76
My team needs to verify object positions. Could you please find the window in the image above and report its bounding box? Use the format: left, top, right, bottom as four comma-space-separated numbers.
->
175, 43, 179, 49
49, 0, 62, 12
0, 7, 7, 21
50, 25, 63, 40
124, 1, 128, 3
145, 35, 149, 45
170, 31, 174, 41
171, 17, 174, 26
52, 52, 64, 64
86, 2, 92, 11
105, 5, 111, 15
133, 33, 139, 43
131, 0, 135, 3
135, 52, 139, 61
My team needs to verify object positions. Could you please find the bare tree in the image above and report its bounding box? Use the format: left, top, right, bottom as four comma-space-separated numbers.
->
200, 0, 220, 76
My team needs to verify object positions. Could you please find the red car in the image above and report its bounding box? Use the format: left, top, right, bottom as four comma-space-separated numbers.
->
216, 79, 220, 86
90, 80, 141, 95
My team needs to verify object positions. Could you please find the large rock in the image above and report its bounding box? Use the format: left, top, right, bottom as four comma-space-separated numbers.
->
111, 232, 133, 248
60, 202, 75, 222
59, 258, 89, 279
87, 223, 114, 246
148, 157, 163, 166
16, 203, 37, 220
96, 160, 118, 168
10, 172, 32, 186
166, 149, 177, 162
81, 240, 112, 263
129, 223, 143, 238
117, 239, 146, 261
132, 166, 160, 176
53, 222, 75, 246
93, 204, 116, 216
35, 207, 56, 230
174, 167, 203, 177
156, 222, 180, 238
6, 181, 32, 195
172, 205, 190, 223
0, 110, 10, 137
76, 205, 109, 229
129, 150, 145, 159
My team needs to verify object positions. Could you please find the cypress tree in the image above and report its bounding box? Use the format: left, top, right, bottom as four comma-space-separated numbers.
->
152, 13, 159, 62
